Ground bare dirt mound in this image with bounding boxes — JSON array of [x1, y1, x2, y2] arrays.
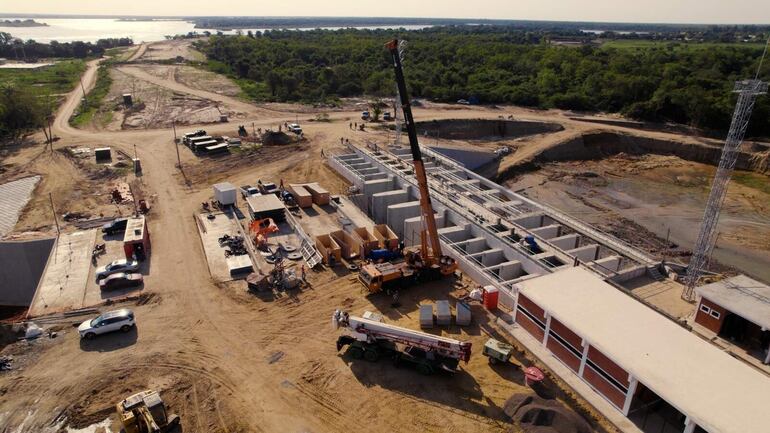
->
[[414, 118, 563, 140], [504, 393, 592, 433]]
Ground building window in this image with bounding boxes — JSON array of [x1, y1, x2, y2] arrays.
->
[[710, 310, 721, 319], [700, 304, 711, 314]]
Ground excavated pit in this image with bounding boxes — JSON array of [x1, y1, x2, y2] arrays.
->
[[413, 118, 563, 140]]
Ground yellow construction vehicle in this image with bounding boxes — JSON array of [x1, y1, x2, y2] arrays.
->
[[358, 39, 458, 293], [116, 390, 180, 433]]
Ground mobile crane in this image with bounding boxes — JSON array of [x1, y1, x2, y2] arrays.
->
[[333, 309, 472, 375], [358, 39, 457, 293]]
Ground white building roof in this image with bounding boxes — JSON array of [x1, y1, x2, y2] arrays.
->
[[515, 266, 770, 433], [695, 274, 770, 330]]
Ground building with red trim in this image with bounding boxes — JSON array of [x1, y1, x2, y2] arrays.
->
[[513, 267, 770, 433], [694, 275, 770, 365]]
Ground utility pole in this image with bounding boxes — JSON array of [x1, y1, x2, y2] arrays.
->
[[252, 122, 256, 137], [79, 77, 88, 107], [133, 143, 137, 159], [49, 193, 60, 236], [172, 119, 177, 142]]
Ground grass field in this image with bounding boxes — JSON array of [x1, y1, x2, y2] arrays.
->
[[601, 39, 768, 50], [69, 64, 113, 128], [0, 60, 86, 95]]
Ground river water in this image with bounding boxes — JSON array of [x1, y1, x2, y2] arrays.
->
[[0, 18, 430, 43]]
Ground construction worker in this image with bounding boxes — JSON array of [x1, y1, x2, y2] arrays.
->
[[349, 122, 352, 129], [301, 265, 306, 281], [354, 122, 357, 129]]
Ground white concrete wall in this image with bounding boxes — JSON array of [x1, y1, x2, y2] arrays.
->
[[404, 214, 445, 247], [530, 224, 561, 239], [550, 233, 580, 250], [372, 190, 409, 224], [567, 244, 600, 262], [386, 201, 421, 238]]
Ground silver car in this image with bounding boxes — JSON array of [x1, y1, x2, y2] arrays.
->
[[78, 309, 135, 339], [95, 259, 140, 280]]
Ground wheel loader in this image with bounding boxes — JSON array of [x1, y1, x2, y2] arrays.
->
[[117, 390, 180, 433]]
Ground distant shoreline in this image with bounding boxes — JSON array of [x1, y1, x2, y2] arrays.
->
[[0, 19, 47, 27]]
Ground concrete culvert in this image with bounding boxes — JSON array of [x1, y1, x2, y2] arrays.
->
[[411, 119, 563, 140]]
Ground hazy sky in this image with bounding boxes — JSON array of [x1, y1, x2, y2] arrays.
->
[[2, 0, 770, 25]]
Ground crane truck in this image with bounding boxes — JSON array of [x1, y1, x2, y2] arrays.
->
[[333, 309, 472, 375], [358, 39, 458, 293]]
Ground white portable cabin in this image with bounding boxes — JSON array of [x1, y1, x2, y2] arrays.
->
[[213, 182, 237, 206]]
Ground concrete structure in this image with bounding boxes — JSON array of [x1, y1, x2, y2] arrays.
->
[[28, 231, 96, 317], [195, 212, 253, 282], [695, 275, 770, 364], [123, 216, 150, 261], [0, 238, 55, 307], [0, 176, 40, 237], [330, 144, 656, 311], [514, 267, 770, 433], [328, 144, 770, 432]]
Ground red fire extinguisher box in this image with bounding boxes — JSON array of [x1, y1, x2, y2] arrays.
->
[[483, 285, 499, 311]]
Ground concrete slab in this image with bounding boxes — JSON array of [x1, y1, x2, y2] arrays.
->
[[296, 204, 342, 238], [28, 230, 96, 317], [0, 176, 40, 237], [196, 212, 252, 282], [83, 232, 148, 307]]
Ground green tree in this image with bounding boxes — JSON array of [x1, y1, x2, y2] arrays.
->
[[0, 85, 48, 143]]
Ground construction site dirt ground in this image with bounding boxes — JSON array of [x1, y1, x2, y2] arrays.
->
[[505, 154, 770, 283], [3, 39, 770, 433]]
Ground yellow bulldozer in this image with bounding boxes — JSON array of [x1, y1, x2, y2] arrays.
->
[[117, 390, 180, 433]]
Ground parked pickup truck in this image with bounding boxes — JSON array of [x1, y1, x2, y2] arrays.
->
[[102, 218, 128, 235], [287, 123, 302, 134]]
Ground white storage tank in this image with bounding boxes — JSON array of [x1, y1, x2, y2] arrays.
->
[[213, 182, 237, 206], [436, 300, 451, 326], [419, 304, 433, 329]]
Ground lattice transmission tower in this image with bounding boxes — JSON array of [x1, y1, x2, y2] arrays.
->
[[682, 78, 767, 301], [393, 40, 407, 148]]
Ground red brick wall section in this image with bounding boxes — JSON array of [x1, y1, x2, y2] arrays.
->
[[549, 318, 582, 350], [547, 337, 581, 372], [587, 346, 629, 388], [583, 364, 627, 409], [516, 310, 545, 341], [695, 298, 727, 334], [517, 294, 545, 320]]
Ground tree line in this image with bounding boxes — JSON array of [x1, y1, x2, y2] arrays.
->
[[0, 33, 133, 60], [199, 27, 770, 136]]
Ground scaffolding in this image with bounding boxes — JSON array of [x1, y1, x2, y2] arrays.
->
[[683, 79, 768, 301]]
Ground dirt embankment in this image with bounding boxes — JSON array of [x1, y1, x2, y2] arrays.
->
[[413, 118, 564, 140], [497, 130, 770, 183]]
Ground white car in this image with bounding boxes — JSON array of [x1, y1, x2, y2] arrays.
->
[[95, 259, 140, 280], [287, 123, 302, 134], [78, 309, 135, 340]]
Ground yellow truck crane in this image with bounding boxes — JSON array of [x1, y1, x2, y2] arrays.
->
[[359, 39, 457, 293]]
